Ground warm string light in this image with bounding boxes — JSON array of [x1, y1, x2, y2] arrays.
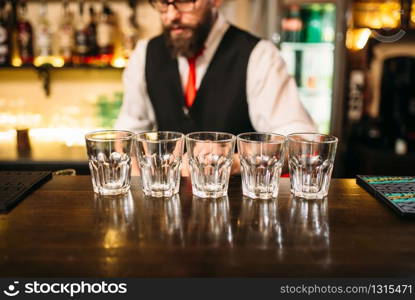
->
[[29, 128, 98, 146], [11, 57, 22, 67], [0, 128, 89, 147], [34, 56, 65, 68], [111, 57, 126, 68], [353, 1, 401, 29], [412, 3, 415, 25], [347, 1, 402, 51], [346, 28, 372, 51]]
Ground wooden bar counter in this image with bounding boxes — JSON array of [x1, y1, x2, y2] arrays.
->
[[1, 176, 415, 277]]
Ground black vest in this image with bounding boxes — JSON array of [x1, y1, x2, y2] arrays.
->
[[145, 25, 260, 135]]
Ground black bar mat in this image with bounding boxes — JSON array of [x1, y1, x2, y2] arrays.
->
[[356, 175, 415, 217], [0, 171, 52, 213]]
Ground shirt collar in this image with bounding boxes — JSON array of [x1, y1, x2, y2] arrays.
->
[[203, 12, 229, 52]]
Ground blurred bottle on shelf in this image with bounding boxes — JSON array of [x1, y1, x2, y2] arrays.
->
[[280, 5, 303, 88], [73, 0, 89, 65], [304, 4, 322, 43], [9, 1, 20, 67], [16, 0, 33, 65], [86, 5, 98, 64], [3, 0, 137, 69], [0, 0, 10, 65], [96, 2, 115, 66], [57, 0, 74, 65], [34, 0, 53, 66], [281, 5, 303, 43], [122, 0, 139, 59], [321, 4, 335, 43]]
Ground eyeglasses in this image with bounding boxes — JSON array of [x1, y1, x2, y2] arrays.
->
[[149, 0, 197, 13]]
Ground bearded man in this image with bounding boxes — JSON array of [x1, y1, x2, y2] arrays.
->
[[115, 0, 316, 136]]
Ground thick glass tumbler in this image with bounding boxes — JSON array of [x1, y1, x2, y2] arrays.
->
[[288, 133, 338, 199], [186, 132, 236, 198], [237, 132, 286, 199], [85, 130, 135, 195], [135, 131, 184, 197]]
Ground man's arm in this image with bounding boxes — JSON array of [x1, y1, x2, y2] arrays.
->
[[114, 40, 156, 133], [246, 40, 317, 135]]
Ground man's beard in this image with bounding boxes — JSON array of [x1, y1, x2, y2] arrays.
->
[[163, 9, 215, 58]]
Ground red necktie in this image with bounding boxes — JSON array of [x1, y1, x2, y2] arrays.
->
[[184, 49, 204, 108]]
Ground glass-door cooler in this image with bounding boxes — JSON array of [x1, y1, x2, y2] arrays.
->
[[274, 0, 345, 135]]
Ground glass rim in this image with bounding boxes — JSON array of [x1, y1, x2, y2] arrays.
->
[[136, 131, 184, 143], [237, 132, 286, 144], [186, 131, 236, 143], [85, 130, 135, 142], [287, 132, 338, 144]]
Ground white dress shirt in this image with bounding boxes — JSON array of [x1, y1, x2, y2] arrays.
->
[[115, 13, 316, 136]]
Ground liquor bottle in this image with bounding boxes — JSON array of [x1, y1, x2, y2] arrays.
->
[[96, 3, 114, 65], [35, 0, 53, 62], [281, 5, 303, 43], [321, 4, 335, 43], [305, 4, 322, 43], [0, 0, 10, 65], [73, 0, 88, 65], [123, 0, 139, 59], [16, 0, 33, 65], [57, 0, 74, 65], [86, 5, 98, 64], [9, 0, 21, 67]]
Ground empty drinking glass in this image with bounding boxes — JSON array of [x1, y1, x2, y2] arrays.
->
[[85, 130, 135, 195], [186, 132, 236, 198], [135, 131, 184, 197], [237, 132, 286, 199], [288, 133, 338, 199]]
